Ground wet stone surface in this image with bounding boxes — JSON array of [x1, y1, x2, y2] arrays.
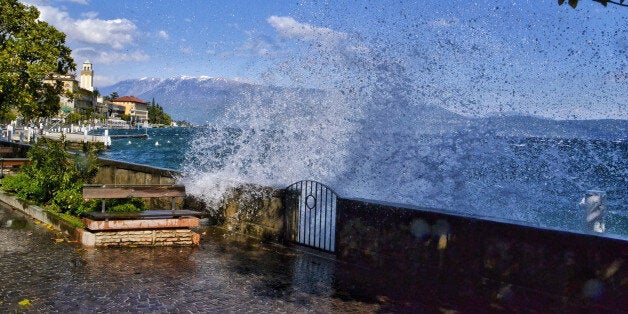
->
[[0, 206, 429, 313]]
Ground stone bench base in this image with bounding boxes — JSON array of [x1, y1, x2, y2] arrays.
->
[[79, 228, 200, 247], [79, 217, 201, 247], [83, 217, 199, 231]]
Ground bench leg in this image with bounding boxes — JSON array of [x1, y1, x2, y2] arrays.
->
[[101, 199, 106, 213]]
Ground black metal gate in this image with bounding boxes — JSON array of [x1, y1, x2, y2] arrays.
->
[[284, 180, 337, 252]]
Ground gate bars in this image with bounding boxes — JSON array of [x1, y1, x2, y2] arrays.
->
[[284, 180, 338, 252]]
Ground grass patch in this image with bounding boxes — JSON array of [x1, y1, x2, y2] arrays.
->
[[45, 209, 85, 229]]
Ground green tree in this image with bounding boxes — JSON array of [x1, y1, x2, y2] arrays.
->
[[65, 112, 82, 124], [103, 91, 119, 101], [559, 0, 627, 8], [0, 0, 75, 120], [1, 139, 99, 215], [147, 98, 173, 125]]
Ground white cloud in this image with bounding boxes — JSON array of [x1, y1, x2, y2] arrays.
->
[[179, 46, 194, 55], [36, 5, 138, 50], [158, 30, 169, 40], [267, 16, 347, 44], [73, 47, 149, 64], [241, 32, 275, 56], [266, 16, 368, 56], [93, 75, 116, 87], [80, 11, 98, 19], [429, 18, 459, 28], [63, 0, 89, 4]]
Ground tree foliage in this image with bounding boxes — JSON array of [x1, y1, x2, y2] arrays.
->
[[0, 0, 75, 120], [0, 139, 99, 215], [103, 91, 119, 102], [148, 98, 173, 125], [559, 0, 627, 8]]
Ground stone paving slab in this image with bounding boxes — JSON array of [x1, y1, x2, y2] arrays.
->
[[0, 205, 436, 313]]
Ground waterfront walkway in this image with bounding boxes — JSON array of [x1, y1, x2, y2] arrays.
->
[[0, 205, 429, 313]]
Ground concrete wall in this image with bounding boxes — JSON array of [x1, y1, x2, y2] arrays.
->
[[0, 191, 81, 240], [334, 198, 627, 312]]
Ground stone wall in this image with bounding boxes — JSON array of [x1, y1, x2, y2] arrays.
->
[[219, 184, 284, 242], [91, 158, 182, 210], [92, 158, 178, 185], [334, 198, 627, 312], [89, 229, 198, 247]]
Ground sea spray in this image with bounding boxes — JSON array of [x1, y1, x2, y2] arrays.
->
[[181, 89, 364, 211], [178, 3, 627, 234]]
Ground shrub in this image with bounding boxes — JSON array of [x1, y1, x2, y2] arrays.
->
[[106, 198, 146, 213], [0, 139, 99, 216], [50, 186, 97, 216], [0, 140, 147, 216], [109, 202, 143, 213]]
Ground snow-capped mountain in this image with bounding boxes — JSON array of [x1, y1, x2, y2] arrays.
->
[[100, 76, 265, 124], [100, 76, 626, 140]]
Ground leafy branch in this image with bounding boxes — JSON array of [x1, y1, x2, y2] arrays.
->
[[559, 0, 628, 8]]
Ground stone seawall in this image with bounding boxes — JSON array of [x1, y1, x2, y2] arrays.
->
[[220, 184, 284, 242], [92, 158, 181, 210], [333, 198, 627, 311], [93, 158, 178, 185]]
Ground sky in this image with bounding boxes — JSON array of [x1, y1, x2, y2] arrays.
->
[[20, 0, 627, 119]]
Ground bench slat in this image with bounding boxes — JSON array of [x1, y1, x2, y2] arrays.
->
[[82, 209, 205, 220], [0, 158, 30, 167], [83, 185, 186, 199], [0, 147, 14, 154]]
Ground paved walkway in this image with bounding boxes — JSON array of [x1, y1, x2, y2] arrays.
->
[[0, 205, 431, 313]]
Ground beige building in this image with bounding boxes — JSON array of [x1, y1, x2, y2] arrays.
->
[[111, 96, 149, 122], [80, 60, 94, 91], [43, 74, 94, 113], [43, 60, 96, 114]]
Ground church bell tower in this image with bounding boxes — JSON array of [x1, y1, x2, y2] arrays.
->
[[80, 60, 94, 91]]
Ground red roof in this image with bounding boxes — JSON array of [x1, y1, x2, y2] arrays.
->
[[112, 96, 148, 104]]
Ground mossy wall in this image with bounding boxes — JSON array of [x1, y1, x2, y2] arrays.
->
[[218, 184, 284, 242]]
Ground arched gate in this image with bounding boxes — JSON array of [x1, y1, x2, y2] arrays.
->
[[284, 180, 338, 253]]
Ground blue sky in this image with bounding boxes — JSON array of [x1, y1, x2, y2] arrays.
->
[[22, 0, 627, 119]]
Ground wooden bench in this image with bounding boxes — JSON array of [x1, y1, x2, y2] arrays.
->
[[0, 147, 14, 155], [0, 158, 30, 178], [81, 184, 204, 220]]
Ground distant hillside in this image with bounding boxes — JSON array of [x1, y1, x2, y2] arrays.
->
[[473, 115, 628, 140], [101, 76, 260, 124], [101, 76, 627, 140], [101, 76, 466, 126]]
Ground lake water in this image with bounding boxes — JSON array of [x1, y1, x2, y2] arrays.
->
[[99, 125, 627, 236]]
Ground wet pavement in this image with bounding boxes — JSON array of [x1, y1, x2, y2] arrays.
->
[[0, 205, 432, 313]]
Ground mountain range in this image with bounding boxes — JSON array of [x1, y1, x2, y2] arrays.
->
[[100, 76, 626, 139], [101, 76, 259, 124]]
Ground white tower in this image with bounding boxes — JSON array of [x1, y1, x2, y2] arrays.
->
[[80, 60, 94, 91]]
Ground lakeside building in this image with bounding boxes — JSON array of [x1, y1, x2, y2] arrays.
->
[[111, 96, 149, 123], [43, 60, 97, 115]]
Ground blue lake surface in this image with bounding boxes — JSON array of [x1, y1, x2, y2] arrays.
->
[[98, 127, 195, 171], [99, 126, 627, 236]]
